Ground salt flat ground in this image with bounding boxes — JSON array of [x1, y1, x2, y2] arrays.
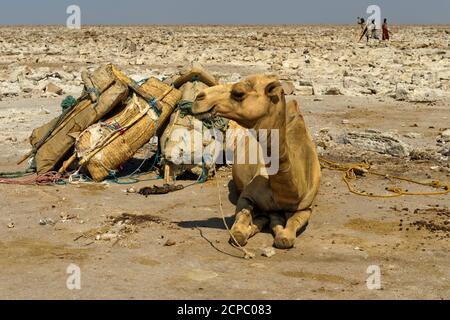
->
[[0, 25, 449, 299], [0, 95, 449, 299]]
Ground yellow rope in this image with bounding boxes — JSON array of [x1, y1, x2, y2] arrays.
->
[[319, 157, 450, 198]]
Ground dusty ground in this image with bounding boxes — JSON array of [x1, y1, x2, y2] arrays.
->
[[0, 25, 449, 300], [1, 95, 449, 300]]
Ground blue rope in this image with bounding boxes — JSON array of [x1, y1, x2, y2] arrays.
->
[[136, 78, 149, 86], [148, 97, 161, 117], [107, 148, 161, 185], [197, 158, 209, 184], [84, 87, 100, 108]]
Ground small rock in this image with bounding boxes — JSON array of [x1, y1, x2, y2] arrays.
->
[[39, 218, 55, 226], [45, 82, 63, 95], [341, 119, 350, 124], [324, 87, 342, 95], [296, 86, 314, 96], [403, 132, 421, 139], [244, 251, 256, 259], [342, 131, 410, 157], [164, 239, 176, 246], [126, 187, 136, 193], [60, 212, 76, 221], [440, 129, 450, 139], [7, 222, 15, 229], [281, 81, 295, 95], [38, 107, 51, 115], [95, 233, 118, 241], [261, 247, 276, 258], [394, 86, 409, 101]]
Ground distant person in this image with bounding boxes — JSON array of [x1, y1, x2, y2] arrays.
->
[[367, 19, 379, 42], [357, 17, 366, 30], [382, 18, 390, 40], [358, 18, 369, 42]]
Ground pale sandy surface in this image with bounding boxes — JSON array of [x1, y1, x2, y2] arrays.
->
[[0, 26, 449, 299]]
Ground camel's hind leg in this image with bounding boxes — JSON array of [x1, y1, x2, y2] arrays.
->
[[273, 209, 311, 249]]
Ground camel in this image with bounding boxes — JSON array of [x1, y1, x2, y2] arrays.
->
[[192, 75, 321, 249]]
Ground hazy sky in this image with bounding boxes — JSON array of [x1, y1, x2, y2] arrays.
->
[[0, 0, 449, 25]]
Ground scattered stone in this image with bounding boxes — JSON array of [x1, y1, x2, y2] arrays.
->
[[409, 149, 438, 161], [281, 81, 295, 95], [324, 87, 342, 95], [95, 233, 119, 241], [38, 107, 51, 115], [7, 222, 15, 229], [440, 129, 450, 140], [45, 82, 63, 95], [437, 129, 450, 156], [164, 239, 176, 246], [39, 218, 55, 226], [261, 247, 276, 258], [126, 187, 136, 193], [403, 132, 421, 139], [60, 212, 76, 221], [394, 86, 410, 101], [296, 86, 314, 96], [409, 89, 440, 103], [342, 130, 410, 157]]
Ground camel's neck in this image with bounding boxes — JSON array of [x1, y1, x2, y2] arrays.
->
[[254, 101, 298, 205], [254, 101, 289, 169]]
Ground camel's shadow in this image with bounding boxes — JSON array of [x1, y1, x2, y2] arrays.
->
[[177, 180, 238, 231], [177, 180, 308, 237], [177, 216, 235, 230]]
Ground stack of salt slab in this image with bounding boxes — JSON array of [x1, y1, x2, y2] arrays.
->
[[75, 73, 182, 182], [26, 64, 129, 174]]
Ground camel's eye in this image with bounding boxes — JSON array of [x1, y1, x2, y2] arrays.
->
[[231, 89, 246, 101]]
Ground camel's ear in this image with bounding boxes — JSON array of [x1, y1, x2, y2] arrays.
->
[[285, 100, 301, 122], [265, 81, 283, 104], [287, 100, 300, 114]]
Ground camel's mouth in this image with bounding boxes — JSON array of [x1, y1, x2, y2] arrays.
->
[[192, 104, 217, 121]]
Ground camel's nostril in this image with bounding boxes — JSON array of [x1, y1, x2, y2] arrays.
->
[[196, 92, 206, 101]]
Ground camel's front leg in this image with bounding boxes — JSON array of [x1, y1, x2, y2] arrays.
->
[[274, 209, 311, 249], [230, 198, 268, 246]]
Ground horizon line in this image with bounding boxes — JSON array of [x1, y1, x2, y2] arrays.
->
[[1, 23, 449, 27]]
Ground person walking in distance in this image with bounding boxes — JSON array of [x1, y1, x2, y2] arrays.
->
[[382, 18, 390, 41]]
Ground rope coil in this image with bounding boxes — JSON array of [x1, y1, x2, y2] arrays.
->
[[319, 157, 450, 198]]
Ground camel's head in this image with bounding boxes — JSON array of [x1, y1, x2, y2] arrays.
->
[[192, 75, 285, 129]]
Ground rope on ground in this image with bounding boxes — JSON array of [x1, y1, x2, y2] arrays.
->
[[0, 169, 35, 178], [0, 171, 64, 186], [319, 157, 450, 198], [212, 165, 255, 260]]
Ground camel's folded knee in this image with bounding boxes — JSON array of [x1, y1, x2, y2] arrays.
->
[[230, 224, 251, 246], [274, 229, 296, 249]]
